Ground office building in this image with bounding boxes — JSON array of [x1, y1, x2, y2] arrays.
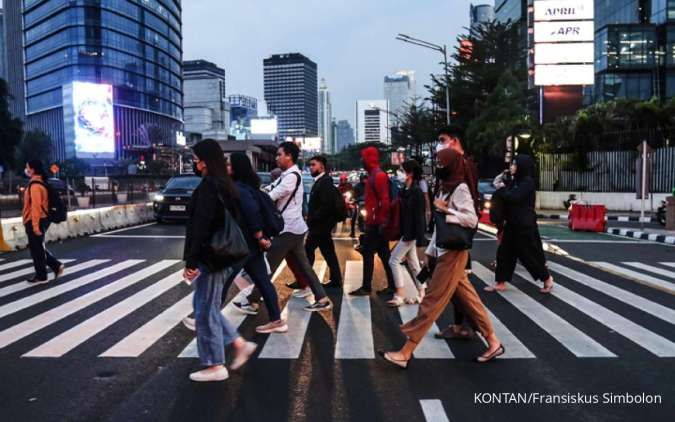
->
[[263, 53, 318, 140], [335, 119, 355, 151], [470, 3, 495, 34], [494, 0, 527, 24], [228, 94, 259, 140], [384, 70, 416, 123], [0, 9, 6, 80], [356, 100, 390, 144], [318, 78, 333, 153], [4, 0, 183, 163], [183, 60, 229, 144]]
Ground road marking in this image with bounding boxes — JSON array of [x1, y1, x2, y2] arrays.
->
[[483, 308, 536, 359], [473, 263, 615, 357], [0, 259, 76, 284], [662, 262, 675, 269], [0, 261, 177, 350], [591, 262, 675, 294], [419, 399, 449, 422], [623, 262, 675, 281], [515, 269, 675, 357], [0, 259, 33, 273], [398, 304, 454, 359], [92, 222, 157, 236], [0, 260, 104, 299], [548, 262, 675, 325], [335, 261, 374, 359], [0, 260, 142, 319], [259, 261, 327, 359], [24, 269, 183, 357], [92, 235, 185, 239]]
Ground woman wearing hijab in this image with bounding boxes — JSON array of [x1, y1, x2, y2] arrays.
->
[[485, 154, 554, 293], [183, 139, 257, 382], [378, 149, 504, 368]]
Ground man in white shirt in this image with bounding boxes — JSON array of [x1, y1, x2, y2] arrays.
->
[[240, 142, 332, 313]]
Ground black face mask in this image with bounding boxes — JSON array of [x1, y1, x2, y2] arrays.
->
[[435, 166, 450, 180], [192, 162, 202, 177]]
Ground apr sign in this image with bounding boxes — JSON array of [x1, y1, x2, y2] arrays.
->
[[534, 21, 594, 43], [534, 0, 594, 21]]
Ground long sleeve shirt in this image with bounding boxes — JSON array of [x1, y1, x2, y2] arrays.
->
[[23, 176, 49, 233], [426, 183, 478, 258], [269, 165, 307, 235], [364, 169, 390, 226]]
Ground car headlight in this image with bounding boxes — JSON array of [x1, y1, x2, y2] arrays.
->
[[484, 201, 491, 209], [154, 193, 165, 202]]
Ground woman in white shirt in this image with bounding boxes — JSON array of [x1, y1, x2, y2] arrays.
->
[[378, 149, 504, 368]]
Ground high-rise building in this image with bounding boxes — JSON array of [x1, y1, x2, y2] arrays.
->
[[183, 60, 229, 144], [228, 95, 259, 140], [4, 0, 183, 163], [263, 53, 318, 140], [335, 119, 355, 151], [470, 3, 495, 34], [384, 70, 416, 123], [0, 8, 6, 80], [494, 0, 527, 24], [356, 100, 390, 144], [318, 78, 333, 153]]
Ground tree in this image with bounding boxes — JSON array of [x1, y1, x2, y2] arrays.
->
[[0, 79, 24, 170], [391, 98, 439, 158], [14, 130, 53, 170]]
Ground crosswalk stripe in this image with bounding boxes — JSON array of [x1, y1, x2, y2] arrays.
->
[[662, 262, 675, 269], [0, 259, 33, 273], [515, 269, 675, 357], [0, 260, 106, 299], [23, 268, 182, 358], [623, 262, 675, 281], [0, 259, 76, 283], [591, 262, 675, 294], [0, 261, 177, 350], [548, 262, 675, 325], [473, 263, 616, 357], [398, 304, 454, 359], [483, 308, 536, 359], [419, 399, 449, 422], [335, 261, 374, 359], [0, 260, 142, 320], [259, 261, 327, 359]]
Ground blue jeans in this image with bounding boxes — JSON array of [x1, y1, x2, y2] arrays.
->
[[193, 265, 239, 366]]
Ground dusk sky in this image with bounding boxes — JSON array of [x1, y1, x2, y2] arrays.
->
[[183, 0, 475, 128]]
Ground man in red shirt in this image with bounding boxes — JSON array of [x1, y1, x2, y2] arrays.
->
[[350, 146, 395, 296]]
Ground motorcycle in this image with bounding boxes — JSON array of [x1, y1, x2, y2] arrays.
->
[[657, 200, 666, 226]]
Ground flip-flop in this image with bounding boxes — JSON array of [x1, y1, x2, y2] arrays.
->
[[484, 284, 507, 292], [540, 281, 554, 294], [475, 344, 505, 363], [377, 350, 410, 369]]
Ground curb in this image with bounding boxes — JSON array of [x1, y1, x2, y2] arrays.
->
[[537, 213, 655, 223], [606, 228, 675, 245]]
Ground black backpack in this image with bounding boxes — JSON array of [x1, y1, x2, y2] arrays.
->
[[255, 189, 284, 238], [29, 180, 68, 224], [329, 184, 348, 223]]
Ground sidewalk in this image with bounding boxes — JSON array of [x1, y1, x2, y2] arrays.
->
[[606, 227, 675, 245]]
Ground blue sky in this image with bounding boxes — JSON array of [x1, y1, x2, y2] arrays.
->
[[183, 0, 475, 128]]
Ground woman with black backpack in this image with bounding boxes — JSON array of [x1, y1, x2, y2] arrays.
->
[[183, 140, 257, 382]]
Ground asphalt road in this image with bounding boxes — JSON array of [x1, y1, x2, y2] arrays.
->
[[0, 220, 674, 421]]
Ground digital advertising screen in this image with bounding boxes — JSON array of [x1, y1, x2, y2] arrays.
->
[[72, 82, 115, 159]]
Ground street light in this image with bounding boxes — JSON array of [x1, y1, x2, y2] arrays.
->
[[396, 33, 451, 125]]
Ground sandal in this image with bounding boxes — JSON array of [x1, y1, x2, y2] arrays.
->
[[484, 283, 507, 292], [387, 295, 405, 307], [540, 278, 554, 294], [377, 350, 410, 369], [475, 344, 505, 363]]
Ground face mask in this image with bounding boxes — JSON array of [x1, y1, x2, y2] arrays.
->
[[436, 143, 448, 153], [192, 162, 202, 177], [435, 166, 450, 180], [24, 169, 32, 178], [396, 170, 407, 184]]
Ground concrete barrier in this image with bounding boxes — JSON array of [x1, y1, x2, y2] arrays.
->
[[536, 191, 670, 211], [0, 203, 154, 252]]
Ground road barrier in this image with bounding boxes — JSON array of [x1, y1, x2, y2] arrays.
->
[[568, 204, 607, 232], [0, 203, 154, 252]]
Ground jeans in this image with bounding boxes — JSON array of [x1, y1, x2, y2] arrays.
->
[[225, 251, 281, 321], [305, 230, 342, 284], [194, 264, 239, 366], [361, 225, 395, 291], [388, 239, 422, 290], [25, 219, 61, 281]]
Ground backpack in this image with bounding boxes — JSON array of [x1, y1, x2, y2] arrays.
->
[[329, 183, 348, 223], [255, 189, 284, 238], [29, 180, 67, 224], [369, 171, 401, 241]]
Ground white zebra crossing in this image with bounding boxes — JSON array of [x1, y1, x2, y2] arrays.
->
[[661, 262, 675, 269], [472, 263, 616, 357], [591, 262, 675, 294], [335, 261, 374, 359], [623, 262, 675, 281], [0, 259, 76, 283], [398, 304, 454, 359], [482, 308, 536, 359], [0, 260, 105, 299], [419, 400, 450, 422], [0, 259, 33, 273]]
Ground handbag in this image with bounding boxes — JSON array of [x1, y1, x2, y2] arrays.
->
[[206, 195, 250, 270], [433, 210, 476, 250]]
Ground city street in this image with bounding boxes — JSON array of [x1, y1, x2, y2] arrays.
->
[[0, 221, 673, 421]]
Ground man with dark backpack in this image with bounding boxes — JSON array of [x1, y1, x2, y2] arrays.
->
[[303, 156, 344, 289], [22, 160, 65, 285]]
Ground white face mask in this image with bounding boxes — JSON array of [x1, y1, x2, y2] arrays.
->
[[396, 170, 407, 184], [24, 169, 32, 178], [436, 143, 448, 153]]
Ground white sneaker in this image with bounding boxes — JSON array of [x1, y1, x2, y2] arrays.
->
[[182, 317, 196, 331], [189, 366, 229, 382], [233, 301, 259, 315], [230, 341, 258, 371], [292, 287, 312, 298]]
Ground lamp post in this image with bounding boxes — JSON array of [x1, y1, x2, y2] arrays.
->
[[396, 33, 451, 125]]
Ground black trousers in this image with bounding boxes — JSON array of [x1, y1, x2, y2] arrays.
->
[[305, 230, 342, 284], [361, 225, 395, 291], [349, 208, 357, 236], [495, 225, 550, 283], [25, 219, 61, 281]]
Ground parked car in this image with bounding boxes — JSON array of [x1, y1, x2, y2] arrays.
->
[[152, 174, 201, 223], [478, 179, 497, 211]]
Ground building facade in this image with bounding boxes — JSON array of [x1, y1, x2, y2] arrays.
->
[[228, 94, 258, 140], [318, 78, 333, 153], [263, 53, 318, 140], [335, 119, 355, 151], [494, 0, 526, 24], [356, 100, 390, 144], [0, 9, 6, 80], [5, 0, 183, 163], [384, 70, 416, 123], [183, 59, 228, 144], [470, 3, 495, 34]]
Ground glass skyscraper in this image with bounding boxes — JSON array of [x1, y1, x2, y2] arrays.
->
[[5, 0, 183, 163]]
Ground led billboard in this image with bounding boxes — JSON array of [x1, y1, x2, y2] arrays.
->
[[71, 82, 115, 159], [250, 118, 278, 135], [534, 0, 594, 21]]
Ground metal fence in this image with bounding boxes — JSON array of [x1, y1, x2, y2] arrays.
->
[[538, 147, 675, 192]]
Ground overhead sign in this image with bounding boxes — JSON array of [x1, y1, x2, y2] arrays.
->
[[534, 42, 594, 64], [534, 64, 594, 86], [534, 0, 594, 21], [534, 21, 594, 43]]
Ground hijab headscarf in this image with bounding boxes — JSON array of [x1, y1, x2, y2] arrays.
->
[[437, 149, 466, 194], [513, 154, 535, 183]]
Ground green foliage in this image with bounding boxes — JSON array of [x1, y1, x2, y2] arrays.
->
[[14, 130, 52, 170], [391, 98, 439, 157], [0, 79, 24, 170]]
